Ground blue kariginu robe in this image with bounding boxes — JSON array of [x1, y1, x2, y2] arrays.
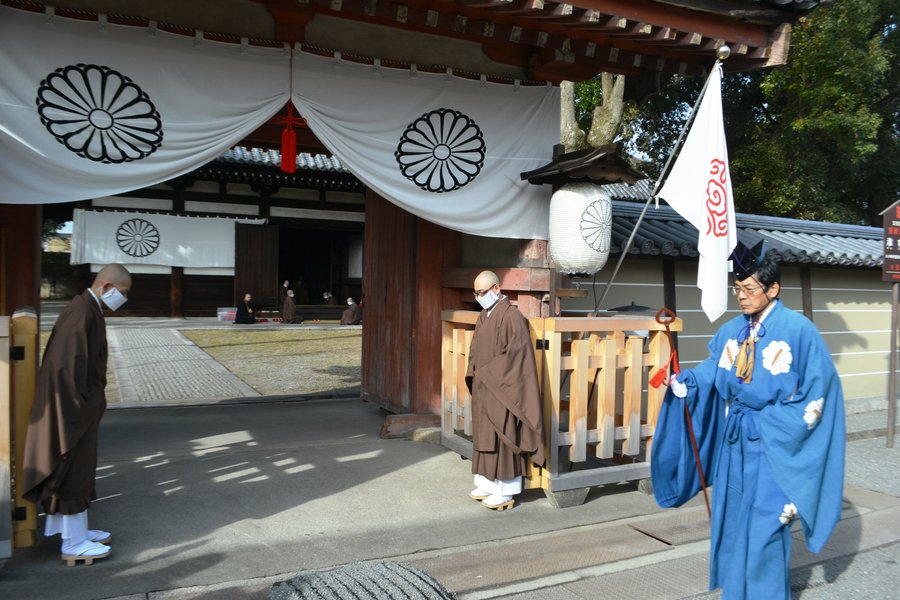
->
[[651, 300, 845, 599]]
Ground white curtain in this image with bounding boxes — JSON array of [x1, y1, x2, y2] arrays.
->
[[0, 6, 560, 240], [291, 50, 558, 239], [0, 6, 289, 204], [71, 209, 264, 268]]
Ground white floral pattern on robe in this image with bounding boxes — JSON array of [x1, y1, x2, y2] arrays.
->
[[762, 340, 792, 376], [804, 398, 825, 430], [719, 339, 740, 370]]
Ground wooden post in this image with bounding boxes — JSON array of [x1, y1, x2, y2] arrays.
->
[[888, 283, 898, 448], [0, 317, 11, 559], [0, 205, 42, 319], [569, 339, 589, 462], [597, 337, 617, 459], [171, 266, 184, 318], [517, 239, 548, 318], [11, 309, 37, 548], [800, 267, 813, 321], [622, 336, 642, 456]]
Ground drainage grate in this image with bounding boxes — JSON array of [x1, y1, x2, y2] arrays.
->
[[270, 561, 455, 600]]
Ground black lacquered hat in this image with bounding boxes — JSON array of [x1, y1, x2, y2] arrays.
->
[[731, 240, 767, 280]]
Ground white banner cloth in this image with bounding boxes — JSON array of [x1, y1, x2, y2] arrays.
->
[[657, 63, 736, 322], [71, 209, 264, 268], [291, 51, 559, 239], [0, 6, 288, 204]]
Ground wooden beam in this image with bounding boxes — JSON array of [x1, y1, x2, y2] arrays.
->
[[570, 0, 772, 48], [267, 0, 316, 42], [442, 267, 552, 292]]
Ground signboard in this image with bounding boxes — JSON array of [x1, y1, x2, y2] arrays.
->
[[883, 199, 900, 282]]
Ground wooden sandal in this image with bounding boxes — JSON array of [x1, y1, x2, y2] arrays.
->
[[61, 549, 110, 567], [482, 498, 515, 511], [61, 540, 111, 567]]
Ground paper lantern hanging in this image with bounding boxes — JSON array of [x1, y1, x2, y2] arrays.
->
[[548, 183, 612, 275]]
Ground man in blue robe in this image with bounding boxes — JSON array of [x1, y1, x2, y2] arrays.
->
[[651, 242, 845, 599]]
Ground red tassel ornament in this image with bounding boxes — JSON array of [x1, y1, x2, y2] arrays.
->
[[279, 103, 298, 174]]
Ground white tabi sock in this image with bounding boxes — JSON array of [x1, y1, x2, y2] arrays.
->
[[45, 510, 89, 546], [473, 474, 523, 497]]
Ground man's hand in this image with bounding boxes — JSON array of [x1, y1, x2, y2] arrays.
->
[[669, 374, 687, 398]]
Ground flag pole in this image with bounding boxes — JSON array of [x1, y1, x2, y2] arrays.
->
[[592, 46, 731, 314]]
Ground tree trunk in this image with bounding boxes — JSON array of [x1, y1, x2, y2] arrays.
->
[[560, 80, 586, 151], [587, 73, 625, 147]]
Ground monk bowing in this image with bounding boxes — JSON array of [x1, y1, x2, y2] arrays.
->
[[22, 263, 132, 566], [466, 270, 545, 510]]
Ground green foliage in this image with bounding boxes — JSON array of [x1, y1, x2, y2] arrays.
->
[[573, 78, 603, 133], [42, 217, 66, 240], [41, 251, 79, 299], [620, 0, 897, 224]]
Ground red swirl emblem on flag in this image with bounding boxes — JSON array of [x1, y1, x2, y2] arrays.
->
[[706, 158, 729, 237]]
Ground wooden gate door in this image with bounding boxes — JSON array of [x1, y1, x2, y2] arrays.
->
[[235, 223, 279, 308]]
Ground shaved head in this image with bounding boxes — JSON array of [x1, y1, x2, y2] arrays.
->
[[474, 270, 500, 291], [95, 263, 131, 286]]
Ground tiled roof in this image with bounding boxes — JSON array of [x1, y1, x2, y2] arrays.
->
[[219, 146, 349, 173], [209, 152, 880, 268], [604, 181, 883, 268]]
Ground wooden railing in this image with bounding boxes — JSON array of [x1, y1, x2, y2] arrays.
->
[[441, 310, 681, 504]]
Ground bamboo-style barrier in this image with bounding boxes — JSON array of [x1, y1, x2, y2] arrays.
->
[[441, 309, 681, 505]]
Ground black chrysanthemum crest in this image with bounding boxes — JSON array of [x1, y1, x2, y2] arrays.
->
[[395, 108, 485, 192], [36, 64, 163, 163], [116, 218, 160, 257], [580, 197, 612, 252]]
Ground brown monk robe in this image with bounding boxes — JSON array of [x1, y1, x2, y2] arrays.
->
[[466, 271, 545, 511], [282, 290, 297, 323], [340, 297, 362, 325], [22, 263, 131, 565]]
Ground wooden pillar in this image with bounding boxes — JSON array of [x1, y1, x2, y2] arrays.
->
[[800, 266, 813, 321], [170, 267, 184, 318], [662, 259, 678, 351], [517, 239, 548, 318], [0, 205, 42, 318], [361, 191, 416, 413], [171, 185, 185, 318], [411, 219, 462, 415]]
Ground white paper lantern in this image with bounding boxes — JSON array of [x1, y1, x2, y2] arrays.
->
[[548, 183, 612, 275]]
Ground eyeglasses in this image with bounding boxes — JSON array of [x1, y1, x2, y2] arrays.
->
[[473, 287, 494, 299], [732, 284, 765, 296]]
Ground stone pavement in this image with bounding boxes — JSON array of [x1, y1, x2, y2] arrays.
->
[[4, 310, 897, 600], [108, 327, 260, 405]]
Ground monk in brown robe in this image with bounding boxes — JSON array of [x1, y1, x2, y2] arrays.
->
[[340, 297, 362, 325], [22, 263, 131, 565], [282, 289, 297, 324], [466, 270, 545, 510]]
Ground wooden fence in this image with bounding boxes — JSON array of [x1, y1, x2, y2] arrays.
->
[[441, 309, 681, 506]]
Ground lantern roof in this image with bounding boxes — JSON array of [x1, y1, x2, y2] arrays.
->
[[520, 143, 647, 186]]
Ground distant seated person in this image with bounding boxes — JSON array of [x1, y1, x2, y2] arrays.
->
[[234, 292, 256, 324], [341, 297, 362, 325], [322, 291, 337, 305], [282, 289, 298, 324]]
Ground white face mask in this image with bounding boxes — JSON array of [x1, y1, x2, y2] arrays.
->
[[476, 289, 500, 310], [347, 299, 354, 305], [101, 286, 127, 311]]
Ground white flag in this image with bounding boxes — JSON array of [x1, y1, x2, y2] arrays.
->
[[657, 63, 736, 322]]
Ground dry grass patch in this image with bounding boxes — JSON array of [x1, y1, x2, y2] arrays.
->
[[180, 328, 362, 396]]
